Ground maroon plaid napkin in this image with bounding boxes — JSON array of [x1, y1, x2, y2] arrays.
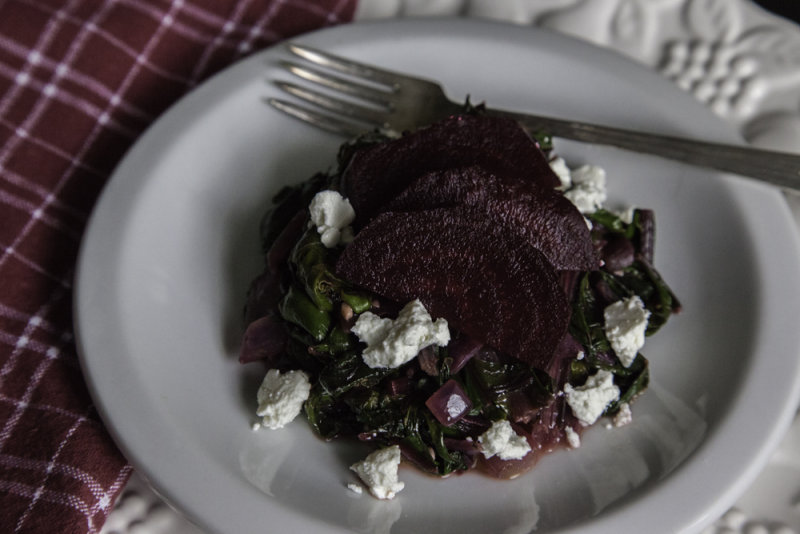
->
[[0, 1, 356, 532]]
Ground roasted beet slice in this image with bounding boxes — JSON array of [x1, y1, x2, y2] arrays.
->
[[335, 210, 570, 369], [387, 166, 599, 271], [342, 114, 560, 223]]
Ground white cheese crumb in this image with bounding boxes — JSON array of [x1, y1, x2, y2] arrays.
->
[[613, 402, 633, 427], [564, 165, 607, 214], [308, 190, 355, 248], [350, 445, 405, 500], [564, 426, 581, 449], [478, 419, 531, 460], [576, 350, 585, 361], [446, 393, 469, 421], [604, 295, 650, 368], [251, 421, 262, 431], [351, 299, 450, 369], [347, 482, 363, 495], [564, 369, 620, 426], [617, 206, 637, 224], [549, 156, 572, 189], [256, 369, 311, 429]]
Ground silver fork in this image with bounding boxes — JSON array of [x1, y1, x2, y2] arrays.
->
[[269, 42, 800, 190]]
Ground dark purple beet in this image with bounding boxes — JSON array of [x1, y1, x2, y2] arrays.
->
[[443, 436, 479, 454], [602, 235, 635, 272], [417, 346, 439, 376], [524, 400, 570, 454], [238, 314, 287, 364], [558, 270, 581, 301], [386, 376, 411, 396], [342, 114, 561, 224], [266, 209, 307, 274], [508, 390, 541, 424], [335, 210, 570, 369], [592, 274, 619, 306], [399, 442, 438, 475], [548, 333, 584, 383], [448, 334, 483, 374], [386, 166, 599, 271], [636, 209, 655, 263], [456, 415, 492, 435], [243, 270, 283, 325], [425, 379, 472, 426]]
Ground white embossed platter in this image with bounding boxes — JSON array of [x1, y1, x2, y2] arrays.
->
[[76, 19, 800, 534]]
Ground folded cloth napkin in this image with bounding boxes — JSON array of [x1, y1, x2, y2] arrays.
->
[[0, 1, 356, 532]]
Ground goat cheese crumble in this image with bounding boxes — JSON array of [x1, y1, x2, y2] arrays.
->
[[256, 369, 311, 429], [563, 164, 607, 214], [478, 419, 532, 460], [350, 445, 405, 500], [308, 190, 355, 248], [549, 156, 572, 189], [564, 369, 620, 426], [604, 295, 650, 368], [351, 299, 450, 369], [612, 402, 633, 427], [564, 426, 581, 449]]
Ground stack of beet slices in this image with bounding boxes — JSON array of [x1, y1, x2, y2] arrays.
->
[[335, 114, 599, 372]]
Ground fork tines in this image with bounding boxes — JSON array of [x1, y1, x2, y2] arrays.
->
[[268, 43, 399, 136]]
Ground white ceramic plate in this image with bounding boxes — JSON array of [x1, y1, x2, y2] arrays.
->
[[75, 19, 800, 534]]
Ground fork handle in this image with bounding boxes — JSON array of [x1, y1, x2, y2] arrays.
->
[[491, 109, 800, 190]]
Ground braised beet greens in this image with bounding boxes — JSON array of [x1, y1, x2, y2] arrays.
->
[[241, 116, 680, 479]]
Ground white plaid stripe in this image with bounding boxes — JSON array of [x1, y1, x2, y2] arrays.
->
[[189, 0, 255, 84], [0, 286, 70, 451], [1, 478, 101, 533], [88, 0, 189, 182], [0, 0, 80, 119], [299, 0, 352, 23], [0, 394, 98, 425], [232, 0, 287, 55], [14, 410, 89, 532], [0, 0, 120, 274], [0, 304, 64, 338], [0, 247, 74, 290], [0, 463, 131, 533], [0, 333, 70, 366], [0, 190, 83, 242], [0, 35, 155, 125], [0, 58, 142, 140], [0, 348, 61, 452], [0, 168, 95, 227], [0, 116, 106, 179], [18, 0, 194, 85], [120, 0, 281, 50], [0, 453, 114, 506]]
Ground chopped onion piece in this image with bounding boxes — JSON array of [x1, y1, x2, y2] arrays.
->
[[425, 379, 472, 426]]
